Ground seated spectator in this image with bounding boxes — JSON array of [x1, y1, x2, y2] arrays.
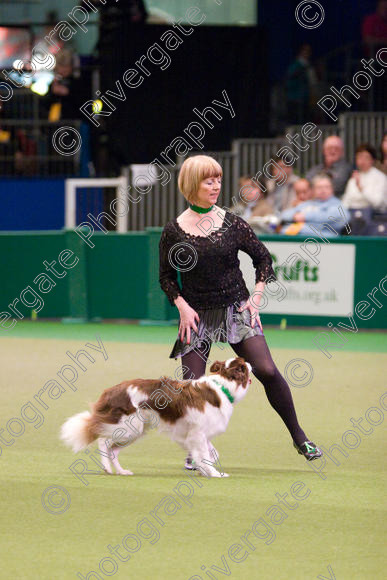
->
[[306, 135, 352, 197], [291, 178, 313, 206], [232, 176, 274, 220], [375, 131, 387, 175], [266, 157, 298, 211], [42, 49, 83, 120], [342, 144, 387, 211], [279, 173, 350, 236]]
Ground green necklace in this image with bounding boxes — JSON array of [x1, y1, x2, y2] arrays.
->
[[211, 378, 235, 404], [189, 203, 214, 214]]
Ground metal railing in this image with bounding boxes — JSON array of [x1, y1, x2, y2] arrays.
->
[[231, 138, 285, 193], [120, 111, 386, 231], [124, 164, 184, 231], [339, 112, 387, 163], [0, 120, 81, 176], [1, 88, 40, 121], [4, 110, 385, 229]]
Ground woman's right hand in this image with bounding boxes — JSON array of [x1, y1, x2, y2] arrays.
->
[[177, 302, 200, 345]]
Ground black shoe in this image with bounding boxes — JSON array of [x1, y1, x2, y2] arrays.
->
[[184, 454, 197, 470], [294, 440, 323, 461]]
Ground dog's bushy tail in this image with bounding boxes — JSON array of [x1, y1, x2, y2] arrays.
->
[[60, 411, 95, 452]]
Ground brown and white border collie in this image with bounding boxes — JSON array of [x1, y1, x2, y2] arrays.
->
[[60, 357, 252, 478]]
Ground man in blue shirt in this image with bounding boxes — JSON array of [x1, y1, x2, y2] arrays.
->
[[280, 173, 350, 237]]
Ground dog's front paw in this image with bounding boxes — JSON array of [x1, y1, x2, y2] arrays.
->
[[103, 466, 113, 475], [116, 469, 134, 476], [220, 472, 229, 478]]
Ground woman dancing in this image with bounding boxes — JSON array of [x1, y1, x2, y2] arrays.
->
[[159, 155, 322, 469]]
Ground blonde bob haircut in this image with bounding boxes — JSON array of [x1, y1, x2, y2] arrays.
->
[[178, 155, 222, 203]]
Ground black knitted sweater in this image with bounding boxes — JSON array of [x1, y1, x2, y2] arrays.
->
[[159, 211, 276, 311]]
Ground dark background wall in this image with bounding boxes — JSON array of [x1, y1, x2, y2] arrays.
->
[[94, 0, 378, 164], [259, 0, 377, 82], [98, 25, 268, 164]]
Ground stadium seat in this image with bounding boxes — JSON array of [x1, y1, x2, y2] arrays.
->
[[348, 207, 373, 236]]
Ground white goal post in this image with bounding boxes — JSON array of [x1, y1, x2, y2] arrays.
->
[[65, 176, 129, 232]]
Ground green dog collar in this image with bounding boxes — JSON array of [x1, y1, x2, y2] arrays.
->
[[211, 378, 234, 404]]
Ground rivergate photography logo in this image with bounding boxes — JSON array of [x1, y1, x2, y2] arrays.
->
[[0, 336, 108, 457], [168, 242, 198, 272], [318, 47, 387, 121], [295, 1, 325, 29], [52, 126, 82, 156], [1, 0, 109, 101], [0, 248, 80, 331], [79, 5, 207, 127], [41, 485, 71, 515]]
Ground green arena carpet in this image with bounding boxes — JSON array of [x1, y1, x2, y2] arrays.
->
[[0, 323, 386, 579]]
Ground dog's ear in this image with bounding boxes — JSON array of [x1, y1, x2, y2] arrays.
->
[[210, 361, 224, 373], [228, 359, 249, 386]]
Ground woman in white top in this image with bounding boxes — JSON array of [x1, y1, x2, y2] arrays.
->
[[342, 143, 387, 211], [376, 132, 387, 175]]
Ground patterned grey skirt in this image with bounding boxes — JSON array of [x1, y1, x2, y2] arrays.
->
[[169, 299, 264, 359]]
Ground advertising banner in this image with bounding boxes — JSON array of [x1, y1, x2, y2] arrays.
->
[[239, 242, 356, 316]]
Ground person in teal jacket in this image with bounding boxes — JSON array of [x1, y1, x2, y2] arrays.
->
[[280, 173, 350, 236]]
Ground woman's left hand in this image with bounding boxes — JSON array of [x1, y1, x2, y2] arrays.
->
[[238, 299, 263, 331]]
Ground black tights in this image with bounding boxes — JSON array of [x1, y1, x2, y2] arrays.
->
[[181, 335, 307, 446]]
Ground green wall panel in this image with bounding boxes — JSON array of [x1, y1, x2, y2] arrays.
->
[[85, 232, 149, 320], [0, 230, 386, 329], [0, 231, 70, 321]]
